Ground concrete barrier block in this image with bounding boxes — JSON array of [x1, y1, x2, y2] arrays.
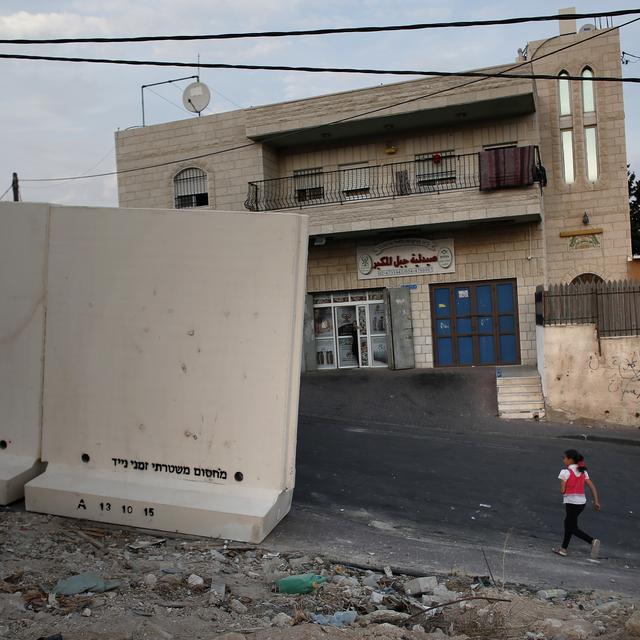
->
[[26, 205, 308, 541], [0, 203, 49, 504]]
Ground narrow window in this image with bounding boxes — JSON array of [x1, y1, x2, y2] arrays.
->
[[339, 161, 370, 200], [294, 167, 324, 203], [582, 67, 595, 112], [561, 130, 575, 184], [558, 71, 571, 116], [584, 126, 598, 181], [174, 167, 208, 208], [415, 151, 456, 192]]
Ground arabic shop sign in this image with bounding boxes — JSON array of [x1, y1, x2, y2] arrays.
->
[[357, 238, 455, 280]]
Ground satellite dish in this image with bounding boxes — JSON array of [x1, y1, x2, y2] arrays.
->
[[182, 81, 211, 114], [579, 23, 596, 33]]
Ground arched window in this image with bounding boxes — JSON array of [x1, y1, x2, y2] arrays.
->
[[558, 70, 571, 116], [174, 167, 209, 209], [581, 67, 595, 112], [571, 273, 604, 285]]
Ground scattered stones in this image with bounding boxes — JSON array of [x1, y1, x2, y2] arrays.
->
[[0, 509, 636, 640], [626, 611, 640, 637], [271, 612, 293, 627], [593, 600, 620, 615], [405, 576, 438, 596], [143, 573, 158, 587], [361, 609, 411, 625], [187, 573, 204, 588], [424, 584, 460, 604], [537, 588, 569, 601], [333, 575, 359, 588], [0, 594, 30, 621], [209, 578, 226, 604], [362, 571, 382, 588], [288, 555, 312, 570], [229, 599, 248, 614]]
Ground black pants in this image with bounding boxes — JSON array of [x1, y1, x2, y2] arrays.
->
[[562, 503, 593, 548]]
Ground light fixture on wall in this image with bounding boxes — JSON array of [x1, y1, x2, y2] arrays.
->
[[384, 142, 398, 155], [582, 211, 590, 225]]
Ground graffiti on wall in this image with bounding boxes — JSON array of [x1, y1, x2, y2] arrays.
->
[[588, 351, 640, 401]]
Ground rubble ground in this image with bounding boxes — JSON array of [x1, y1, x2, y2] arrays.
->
[[1, 510, 638, 640]]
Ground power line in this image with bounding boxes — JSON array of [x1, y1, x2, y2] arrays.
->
[[0, 184, 12, 200], [1, 52, 638, 83], [0, 9, 637, 44], [21, 16, 640, 184], [147, 86, 191, 114]]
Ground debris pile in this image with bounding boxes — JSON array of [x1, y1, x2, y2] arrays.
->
[[0, 510, 637, 639]]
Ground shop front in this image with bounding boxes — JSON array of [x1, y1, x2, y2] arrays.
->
[[312, 290, 389, 369]]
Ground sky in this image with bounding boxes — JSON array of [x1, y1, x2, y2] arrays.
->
[[0, 1, 638, 207]]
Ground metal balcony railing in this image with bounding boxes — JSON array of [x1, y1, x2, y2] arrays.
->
[[244, 146, 543, 212]]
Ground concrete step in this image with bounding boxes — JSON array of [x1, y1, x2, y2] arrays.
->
[[500, 409, 546, 420], [498, 390, 542, 405], [497, 376, 541, 387], [498, 402, 544, 413], [498, 382, 542, 393], [497, 370, 546, 421]]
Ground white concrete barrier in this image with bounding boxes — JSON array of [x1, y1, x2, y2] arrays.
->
[[0, 203, 49, 504], [26, 205, 308, 542]]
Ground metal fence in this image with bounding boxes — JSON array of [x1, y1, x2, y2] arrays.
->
[[537, 280, 640, 338], [245, 146, 542, 212]]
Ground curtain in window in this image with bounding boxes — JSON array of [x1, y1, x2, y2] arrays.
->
[[479, 146, 535, 191]]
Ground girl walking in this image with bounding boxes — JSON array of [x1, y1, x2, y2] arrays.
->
[[554, 449, 601, 558]]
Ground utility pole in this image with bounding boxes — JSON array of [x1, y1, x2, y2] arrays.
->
[[11, 172, 19, 202]]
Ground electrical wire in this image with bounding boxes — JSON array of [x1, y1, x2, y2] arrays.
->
[[20, 16, 640, 184], [0, 185, 12, 200], [1, 52, 638, 82], [0, 9, 637, 44], [622, 50, 640, 63], [147, 86, 191, 114]]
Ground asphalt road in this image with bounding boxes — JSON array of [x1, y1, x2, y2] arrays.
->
[[268, 369, 640, 594]]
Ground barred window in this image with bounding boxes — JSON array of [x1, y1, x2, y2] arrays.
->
[[415, 151, 456, 191], [174, 167, 209, 209], [294, 167, 324, 203], [339, 161, 370, 200]]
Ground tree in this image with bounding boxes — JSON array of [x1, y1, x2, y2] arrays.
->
[[630, 165, 640, 255]]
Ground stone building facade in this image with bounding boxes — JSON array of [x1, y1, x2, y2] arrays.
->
[[116, 16, 631, 371]]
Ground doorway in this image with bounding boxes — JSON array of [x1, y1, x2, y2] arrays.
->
[[431, 279, 520, 367], [313, 290, 389, 369]]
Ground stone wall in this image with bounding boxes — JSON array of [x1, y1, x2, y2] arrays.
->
[[541, 325, 640, 426]]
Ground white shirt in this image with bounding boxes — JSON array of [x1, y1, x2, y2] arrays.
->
[[558, 464, 590, 505]]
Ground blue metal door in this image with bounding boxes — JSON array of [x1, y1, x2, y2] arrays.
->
[[431, 280, 519, 366]]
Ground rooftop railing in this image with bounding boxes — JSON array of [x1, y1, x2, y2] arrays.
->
[[245, 146, 543, 212]]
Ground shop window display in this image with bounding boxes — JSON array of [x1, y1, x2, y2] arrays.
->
[[312, 290, 387, 370]]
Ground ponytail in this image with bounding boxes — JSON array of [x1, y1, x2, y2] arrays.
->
[[565, 449, 588, 473]]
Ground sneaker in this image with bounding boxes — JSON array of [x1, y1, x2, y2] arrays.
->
[[591, 539, 601, 559], [553, 548, 568, 557]]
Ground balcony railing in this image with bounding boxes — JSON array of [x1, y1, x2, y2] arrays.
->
[[245, 146, 543, 212]]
